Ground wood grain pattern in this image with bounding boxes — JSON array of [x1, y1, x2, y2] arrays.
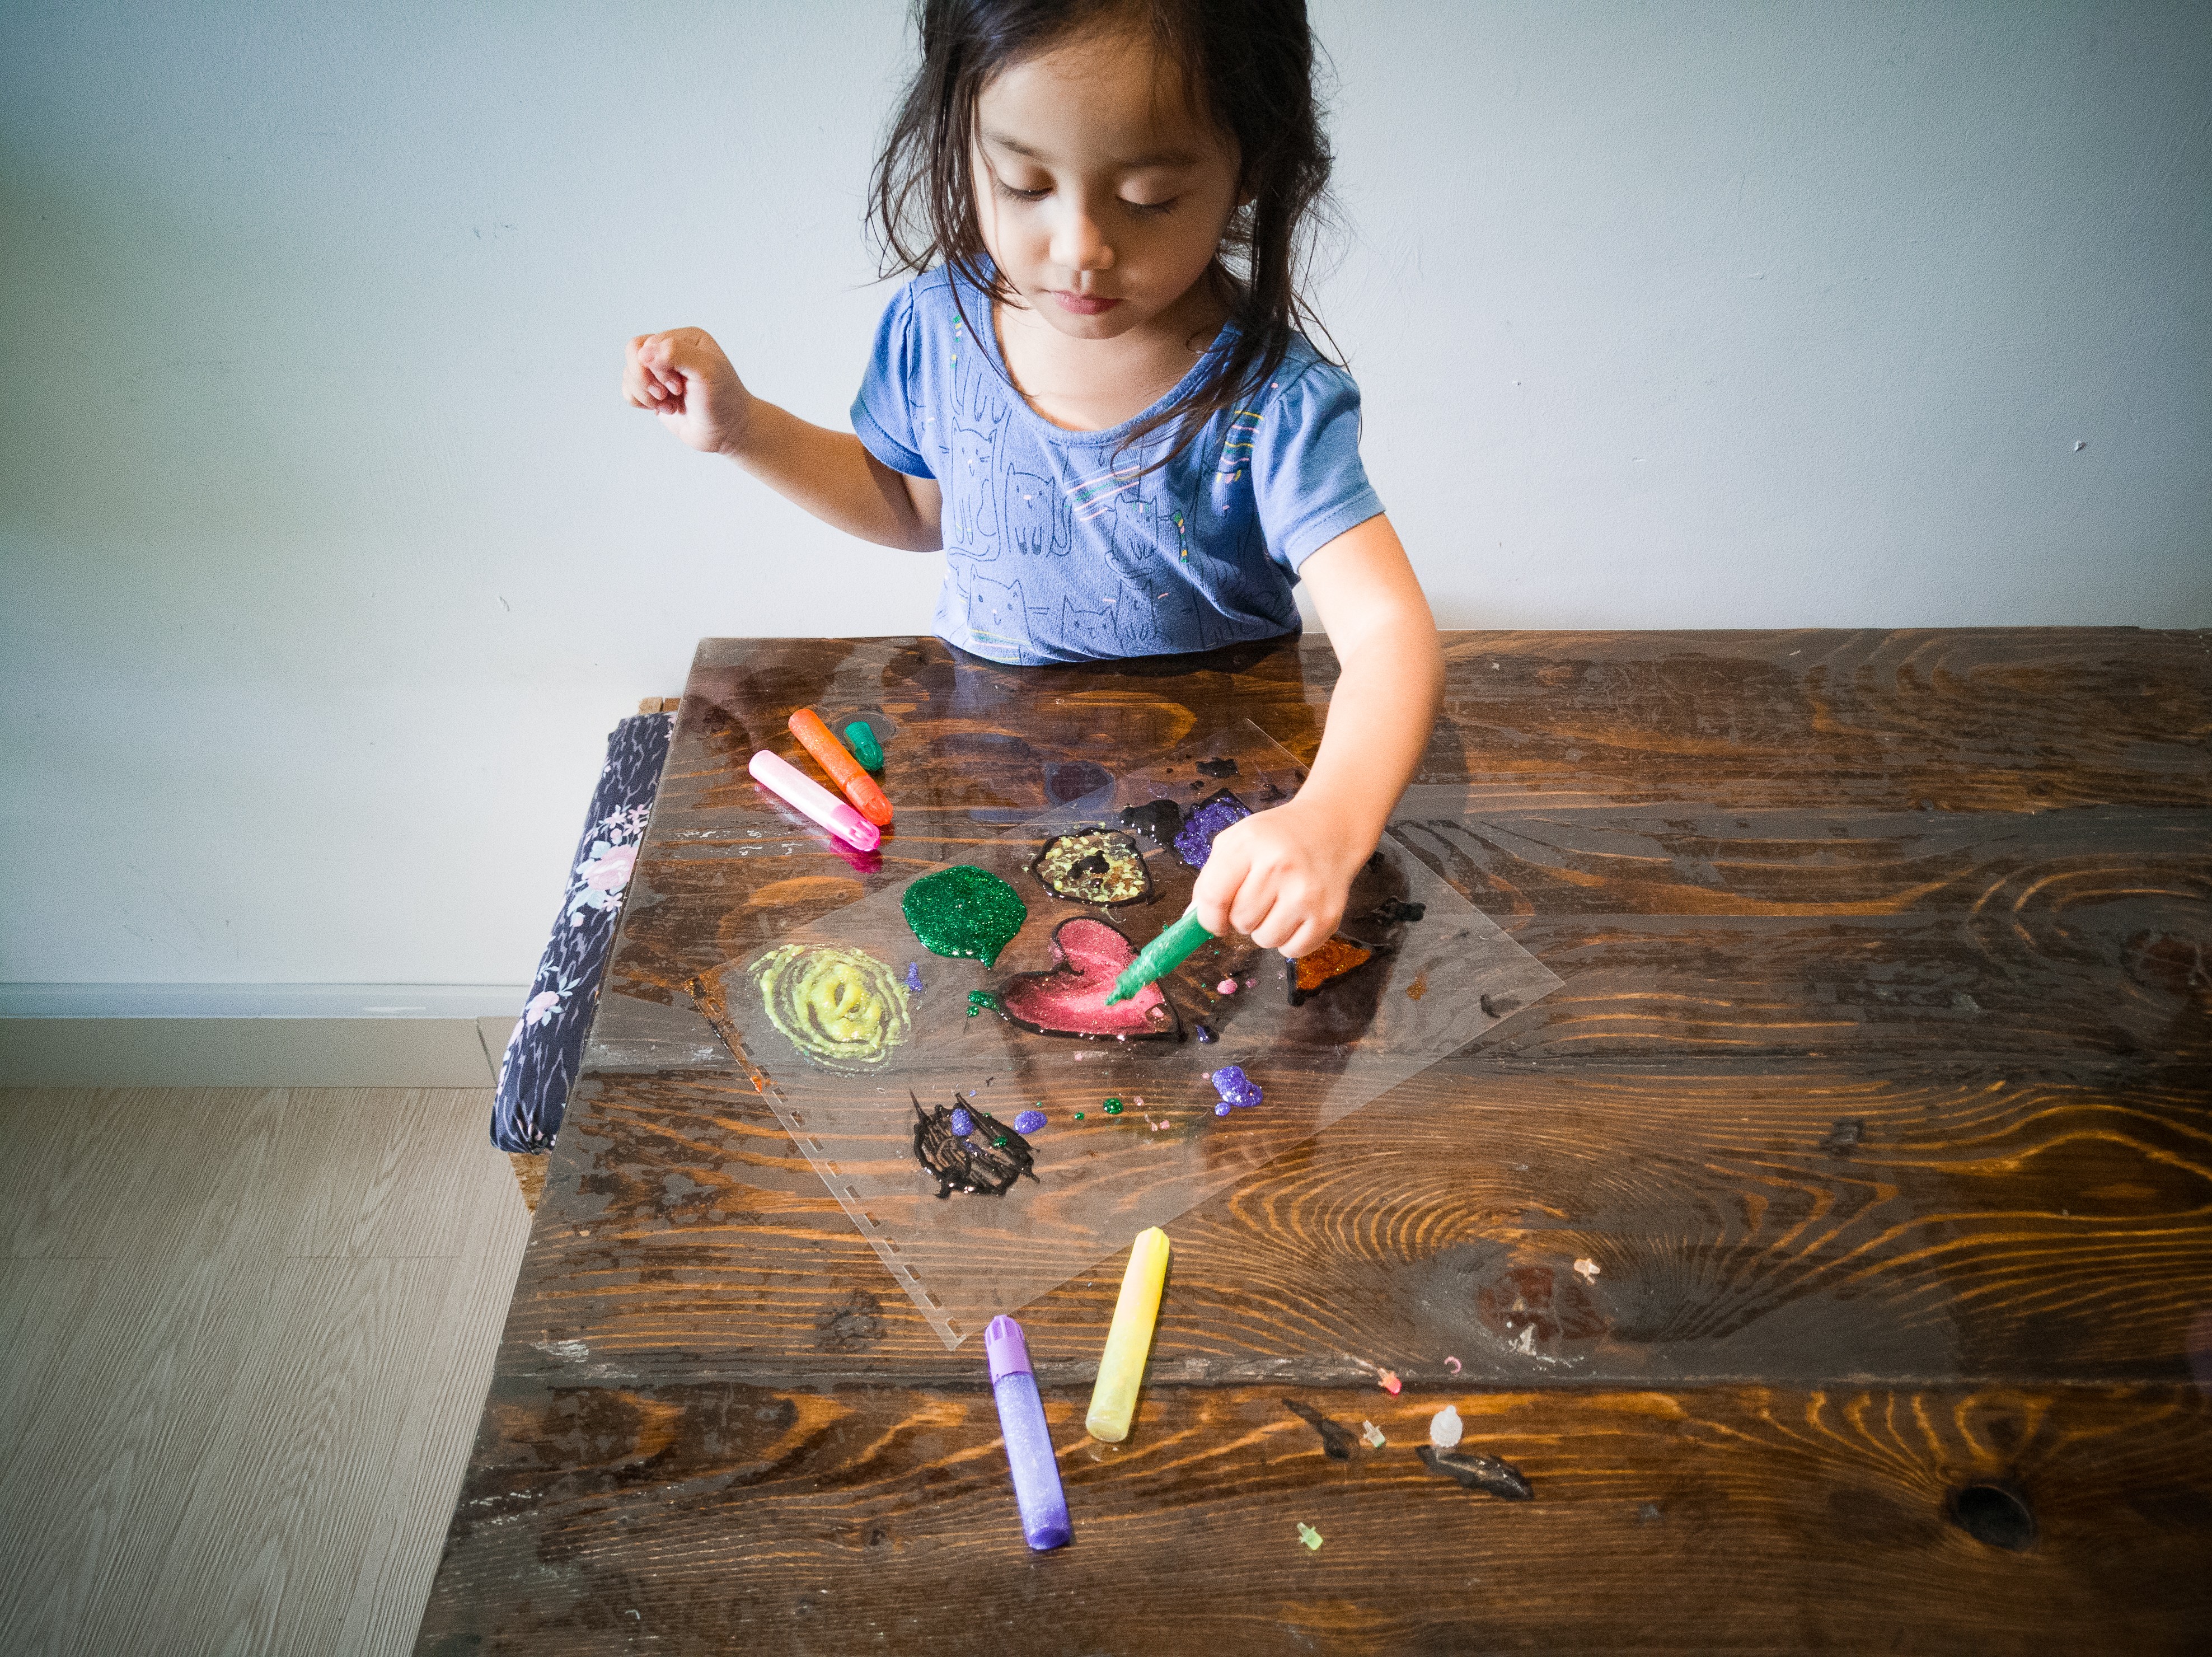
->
[[415, 1378, 2212, 1656], [419, 630, 2212, 1652]]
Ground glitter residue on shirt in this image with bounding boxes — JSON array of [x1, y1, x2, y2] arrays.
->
[[901, 864, 1029, 967], [747, 944, 912, 1073]]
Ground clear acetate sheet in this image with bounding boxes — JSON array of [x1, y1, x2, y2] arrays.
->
[[689, 722, 1563, 1350]]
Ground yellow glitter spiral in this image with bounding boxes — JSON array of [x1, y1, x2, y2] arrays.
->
[[748, 944, 912, 1073]]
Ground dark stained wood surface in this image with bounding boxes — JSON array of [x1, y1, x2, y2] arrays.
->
[[418, 631, 2212, 1654]]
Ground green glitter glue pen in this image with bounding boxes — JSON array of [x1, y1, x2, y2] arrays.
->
[[1105, 908, 1213, 1005]]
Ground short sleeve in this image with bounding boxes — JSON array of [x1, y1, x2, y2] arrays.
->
[[1248, 361, 1385, 569], [851, 283, 934, 479]]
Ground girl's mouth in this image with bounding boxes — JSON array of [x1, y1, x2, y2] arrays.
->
[[1050, 291, 1122, 316]]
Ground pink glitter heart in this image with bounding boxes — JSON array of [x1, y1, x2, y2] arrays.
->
[[994, 917, 1182, 1041]]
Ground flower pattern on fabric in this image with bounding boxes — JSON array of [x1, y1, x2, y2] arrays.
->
[[491, 713, 673, 1153]]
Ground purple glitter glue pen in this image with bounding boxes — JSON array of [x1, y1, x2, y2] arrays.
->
[[985, 1315, 1072, 1551]]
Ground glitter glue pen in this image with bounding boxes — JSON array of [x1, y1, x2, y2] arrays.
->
[[788, 708, 893, 826], [1085, 1226, 1170, 1442], [1104, 910, 1214, 1005], [747, 748, 881, 853], [984, 1316, 1072, 1551]]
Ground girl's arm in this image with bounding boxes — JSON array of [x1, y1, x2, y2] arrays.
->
[[1190, 513, 1444, 960], [625, 328, 943, 552]]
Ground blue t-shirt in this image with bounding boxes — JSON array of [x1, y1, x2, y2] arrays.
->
[[851, 267, 1384, 665]]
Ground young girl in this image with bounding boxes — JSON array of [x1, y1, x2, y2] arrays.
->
[[623, 0, 1442, 963]]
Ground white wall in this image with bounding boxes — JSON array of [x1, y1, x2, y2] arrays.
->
[[3, 1, 2206, 989]]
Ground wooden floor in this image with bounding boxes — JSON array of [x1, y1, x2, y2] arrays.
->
[[0, 1086, 531, 1657]]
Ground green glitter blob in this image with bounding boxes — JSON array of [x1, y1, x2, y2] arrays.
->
[[966, 989, 1000, 1018], [1074, 1111, 1085, 1120], [1102, 1097, 1124, 1116], [903, 865, 1028, 967]]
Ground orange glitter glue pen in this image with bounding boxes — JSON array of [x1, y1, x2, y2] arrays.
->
[[748, 749, 880, 853], [788, 708, 893, 827]]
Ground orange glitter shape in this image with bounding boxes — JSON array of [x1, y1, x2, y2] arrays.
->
[[1294, 935, 1374, 994]]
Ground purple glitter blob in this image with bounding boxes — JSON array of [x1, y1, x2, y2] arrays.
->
[[905, 961, 924, 994], [1214, 1099, 1232, 1117], [1211, 1065, 1262, 1110], [1194, 1023, 1215, 1043], [950, 1106, 975, 1138], [1014, 1109, 1047, 1134], [1173, 789, 1251, 869]]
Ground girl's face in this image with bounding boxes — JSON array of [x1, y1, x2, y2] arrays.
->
[[972, 26, 1242, 342]]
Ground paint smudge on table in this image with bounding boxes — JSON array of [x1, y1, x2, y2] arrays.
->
[[1285, 1398, 1353, 1461], [747, 943, 912, 1072], [1117, 798, 1184, 845], [1418, 1445, 1533, 1500], [902, 864, 1028, 967]]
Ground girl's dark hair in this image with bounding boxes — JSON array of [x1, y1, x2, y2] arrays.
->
[[870, 0, 1337, 468]]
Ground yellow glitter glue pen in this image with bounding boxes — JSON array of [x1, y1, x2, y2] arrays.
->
[[1085, 1226, 1170, 1442]]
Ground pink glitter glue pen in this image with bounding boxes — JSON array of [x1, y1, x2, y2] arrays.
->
[[748, 748, 881, 852], [985, 1316, 1072, 1551]]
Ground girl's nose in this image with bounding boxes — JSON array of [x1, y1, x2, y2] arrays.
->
[[1049, 202, 1114, 275]]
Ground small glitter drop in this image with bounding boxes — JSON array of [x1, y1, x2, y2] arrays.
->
[[1194, 1023, 1215, 1043], [950, 1107, 974, 1138], [1430, 1405, 1464, 1450], [1296, 1523, 1323, 1552], [1014, 1109, 1046, 1134], [1074, 1111, 1085, 1120], [1102, 1097, 1124, 1116], [966, 989, 1000, 1019], [1361, 1420, 1386, 1449], [1215, 1100, 1232, 1116], [904, 961, 924, 995], [1211, 1065, 1262, 1110], [902, 865, 1028, 966], [1216, 979, 1238, 995]]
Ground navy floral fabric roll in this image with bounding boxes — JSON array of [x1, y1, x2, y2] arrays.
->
[[491, 711, 674, 1153]]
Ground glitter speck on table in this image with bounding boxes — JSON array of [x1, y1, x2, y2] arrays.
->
[[1014, 1108, 1046, 1134], [1102, 1097, 1123, 1115], [1216, 978, 1238, 995], [903, 961, 924, 994]]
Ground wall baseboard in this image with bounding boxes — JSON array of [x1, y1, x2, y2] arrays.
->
[[0, 1017, 510, 1088]]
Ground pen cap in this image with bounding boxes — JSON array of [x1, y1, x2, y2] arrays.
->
[[984, 1315, 1033, 1382]]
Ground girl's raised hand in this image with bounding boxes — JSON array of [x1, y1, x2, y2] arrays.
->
[[1189, 798, 1369, 965], [624, 327, 752, 456]]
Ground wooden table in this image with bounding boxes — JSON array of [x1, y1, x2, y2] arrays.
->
[[416, 630, 2212, 1655]]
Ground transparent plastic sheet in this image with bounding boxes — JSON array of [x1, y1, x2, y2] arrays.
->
[[689, 722, 1563, 1349]]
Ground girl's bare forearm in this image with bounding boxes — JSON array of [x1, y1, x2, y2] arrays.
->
[[1300, 608, 1445, 855], [725, 401, 942, 551]]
